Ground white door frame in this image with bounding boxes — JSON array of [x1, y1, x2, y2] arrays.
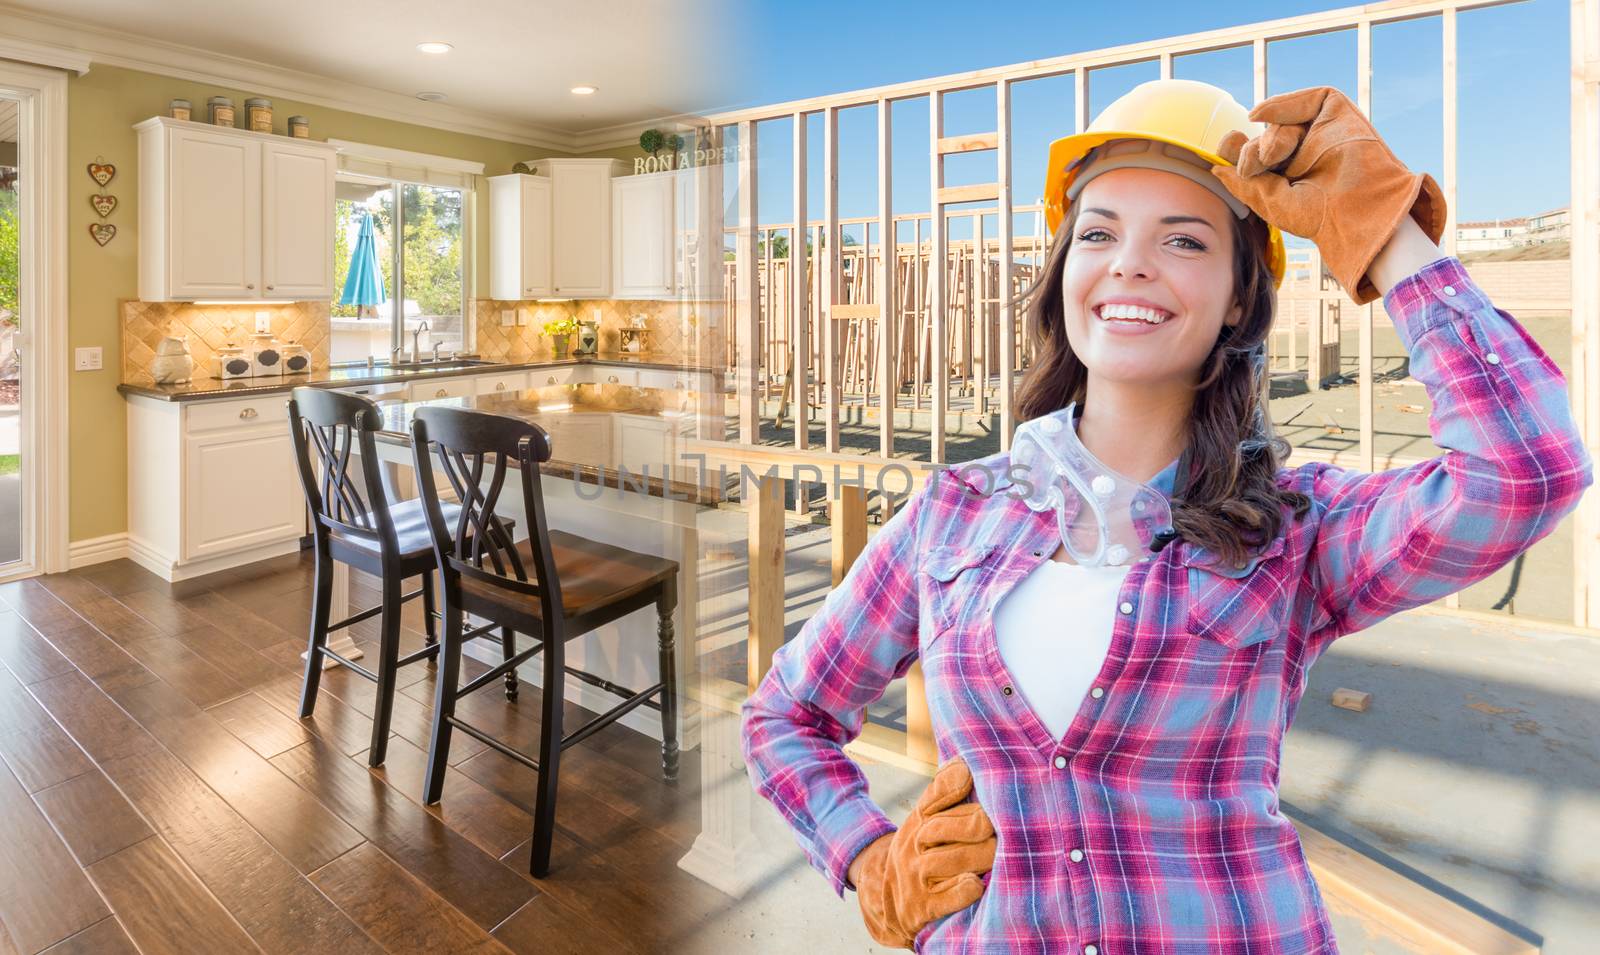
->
[[0, 61, 68, 581]]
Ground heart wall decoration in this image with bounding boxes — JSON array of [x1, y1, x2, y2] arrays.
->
[[89, 223, 116, 246], [90, 194, 117, 218], [87, 161, 115, 187]]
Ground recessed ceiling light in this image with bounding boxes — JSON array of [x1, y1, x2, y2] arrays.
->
[[416, 91, 448, 102], [570, 85, 598, 95], [416, 41, 453, 55]]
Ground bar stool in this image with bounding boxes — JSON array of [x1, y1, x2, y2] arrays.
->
[[409, 404, 679, 878], [287, 387, 513, 766]]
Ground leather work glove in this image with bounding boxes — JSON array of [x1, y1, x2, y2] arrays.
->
[[852, 756, 997, 949], [1210, 86, 1447, 305]]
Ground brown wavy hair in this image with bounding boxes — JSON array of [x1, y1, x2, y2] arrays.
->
[[1013, 202, 1312, 568]]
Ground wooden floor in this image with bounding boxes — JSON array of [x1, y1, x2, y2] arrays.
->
[[0, 552, 729, 955]]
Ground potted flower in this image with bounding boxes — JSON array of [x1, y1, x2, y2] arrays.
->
[[543, 315, 578, 358]]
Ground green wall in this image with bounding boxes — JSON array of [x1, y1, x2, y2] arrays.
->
[[68, 63, 573, 543]]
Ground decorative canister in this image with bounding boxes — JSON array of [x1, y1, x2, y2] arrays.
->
[[576, 319, 599, 356], [218, 345, 251, 380], [280, 341, 311, 375], [245, 98, 272, 133], [208, 96, 235, 127], [150, 336, 194, 385], [249, 333, 282, 377], [287, 115, 310, 139], [169, 99, 192, 121]]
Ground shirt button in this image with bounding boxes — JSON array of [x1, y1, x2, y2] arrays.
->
[[1442, 285, 1457, 296], [1002, 685, 1014, 696], [1118, 601, 1133, 614], [1090, 687, 1105, 699], [1054, 755, 1067, 769], [1085, 946, 1100, 955], [1486, 352, 1501, 365], [1069, 848, 1084, 862]]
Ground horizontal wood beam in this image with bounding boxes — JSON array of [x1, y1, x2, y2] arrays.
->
[[937, 132, 999, 154], [828, 303, 881, 319], [937, 183, 1000, 205]]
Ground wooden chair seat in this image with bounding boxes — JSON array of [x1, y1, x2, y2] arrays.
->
[[330, 498, 460, 560], [458, 530, 677, 626]]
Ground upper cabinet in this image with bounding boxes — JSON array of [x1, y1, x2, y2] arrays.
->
[[611, 170, 675, 299], [540, 158, 623, 298], [488, 173, 553, 299], [136, 117, 337, 302]]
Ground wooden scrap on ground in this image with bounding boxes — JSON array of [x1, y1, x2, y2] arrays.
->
[[1332, 688, 1372, 712]]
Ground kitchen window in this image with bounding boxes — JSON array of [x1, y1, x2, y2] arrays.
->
[[331, 176, 465, 363], [324, 140, 484, 366]]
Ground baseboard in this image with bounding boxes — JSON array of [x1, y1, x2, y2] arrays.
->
[[67, 533, 129, 568]]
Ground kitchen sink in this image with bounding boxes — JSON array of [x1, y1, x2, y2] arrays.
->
[[386, 359, 500, 372]]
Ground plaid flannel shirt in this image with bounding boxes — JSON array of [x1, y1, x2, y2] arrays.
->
[[741, 257, 1593, 954]]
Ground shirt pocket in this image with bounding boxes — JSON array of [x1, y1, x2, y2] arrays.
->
[[1181, 534, 1292, 651], [921, 542, 997, 642]]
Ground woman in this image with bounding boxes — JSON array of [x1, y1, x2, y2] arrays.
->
[[741, 79, 1592, 953]]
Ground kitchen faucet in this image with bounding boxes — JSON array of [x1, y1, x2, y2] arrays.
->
[[410, 320, 430, 363]]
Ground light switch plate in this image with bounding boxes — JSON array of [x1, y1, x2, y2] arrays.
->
[[254, 311, 272, 334], [500, 309, 515, 327], [516, 308, 529, 326], [74, 346, 102, 371]]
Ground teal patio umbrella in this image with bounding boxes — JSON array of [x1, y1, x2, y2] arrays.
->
[[339, 209, 386, 313]]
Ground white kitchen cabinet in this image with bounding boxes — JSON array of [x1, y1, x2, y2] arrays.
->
[[532, 365, 589, 388], [262, 140, 338, 298], [476, 370, 531, 396], [127, 393, 305, 581], [488, 173, 552, 299], [533, 158, 626, 298], [136, 116, 337, 301], [407, 377, 476, 402], [611, 171, 675, 299]]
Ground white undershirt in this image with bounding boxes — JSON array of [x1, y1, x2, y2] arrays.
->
[[993, 558, 1131, 740]]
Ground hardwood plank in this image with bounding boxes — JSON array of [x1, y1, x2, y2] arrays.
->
[[31, 671, 378, 955], [58, 592, 171, 647], [0, 664, 99, 792], [39, 917, 141, 955], [111, 679, 365, 874], [371, 734, 533, 860], [0, 579, 83, 632], [32, 769, 154, 865], [85, 837, 258, 955], [33, 623, 161, 697], [0, 722, 95, 793], [0, 759, 110, 952], [119, 636, 247, 708], [309, 842, 512, 955], [27, 670, 163, 764], [208, 691, 316, 759], [166, 623, 288, 689], [257, 673, 378, 758], [0, 611, 76, 685], [318, 664, 488, 765], [70, 559, 170, 597], [271, 735, 535, 931], [30, 571, 112, 609], [492, 895, 642, 955]]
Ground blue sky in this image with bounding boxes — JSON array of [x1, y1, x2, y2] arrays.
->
[[719, 0, 1567, 229]]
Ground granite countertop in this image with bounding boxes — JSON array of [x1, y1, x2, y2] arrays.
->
[[372, 382, 724, 505], [118, 352, 723, 402]]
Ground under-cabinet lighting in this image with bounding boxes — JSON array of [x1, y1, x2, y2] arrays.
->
[[192, 300, 267, 306]]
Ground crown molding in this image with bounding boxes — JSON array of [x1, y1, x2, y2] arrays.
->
[[0, 3, 597, 151], [565, 112, 716, 155]]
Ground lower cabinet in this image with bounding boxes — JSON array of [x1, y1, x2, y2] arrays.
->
[[127, 393, 304, 581]]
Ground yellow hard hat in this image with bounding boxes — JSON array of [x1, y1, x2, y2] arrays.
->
[[1042, 78, 1286, 286]]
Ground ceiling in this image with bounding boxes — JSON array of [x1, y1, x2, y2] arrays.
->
[[0, 0, 735, 148]]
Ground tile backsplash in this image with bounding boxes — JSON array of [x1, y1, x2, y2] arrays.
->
[[473, 299, 705, 365], [121, 296, 726, 383], [121, 300, 330, 384]]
